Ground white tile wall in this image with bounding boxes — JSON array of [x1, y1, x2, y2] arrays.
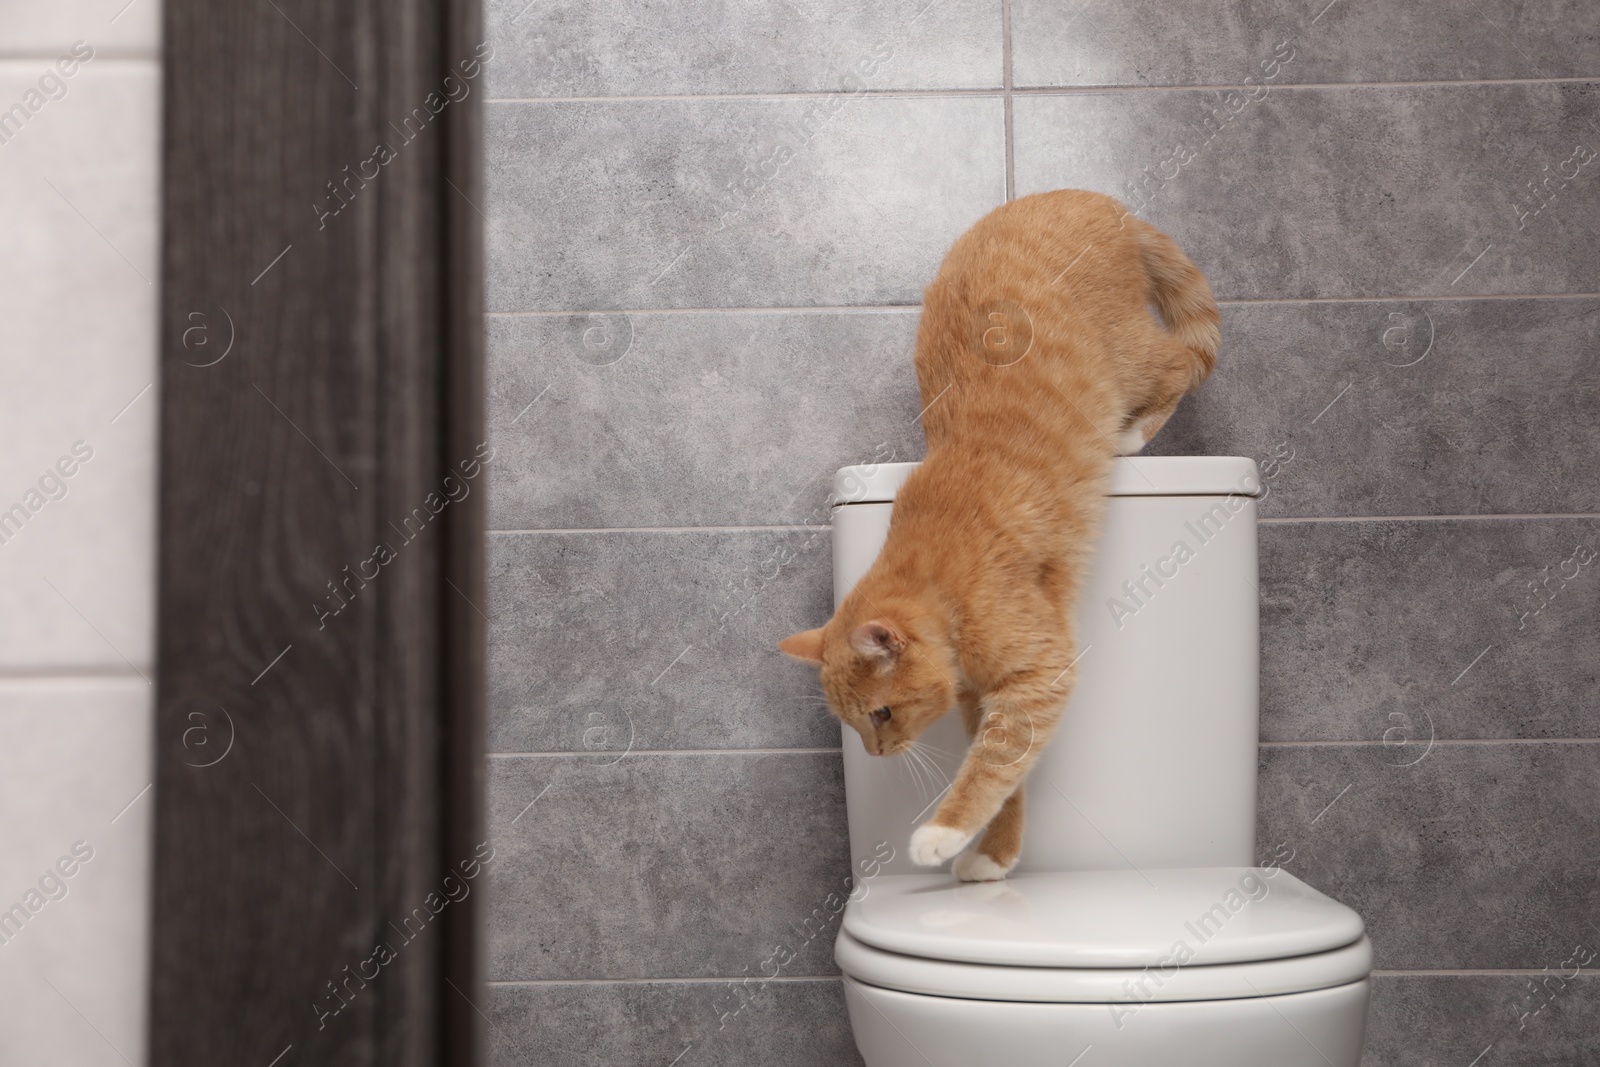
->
[[0, 7, 158, 1065], [0, 0, 160, 56], [0, 680, 153, 1066], [0, 62, 160, 672]]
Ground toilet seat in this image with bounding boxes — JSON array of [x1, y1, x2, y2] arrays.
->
[[837, 929, 1372, 1002], [836, 868, 1370, 1002]]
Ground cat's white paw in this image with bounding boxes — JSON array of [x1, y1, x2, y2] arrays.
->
[[1115, 427, 1147, 455], [909, 824, 972, 867], [953, 849, 1015, 883]]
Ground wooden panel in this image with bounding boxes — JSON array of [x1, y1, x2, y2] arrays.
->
[[151, 1, 483, 1064], [437, 0, 488, 1062]]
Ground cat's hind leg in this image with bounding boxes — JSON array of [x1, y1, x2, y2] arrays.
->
[[910, 688, 993, 868], [1116, 394, 1181, 454], [911, 663, 1066, 867], [1115, 425, 1148, 455], [953, 785, 1023, 881]]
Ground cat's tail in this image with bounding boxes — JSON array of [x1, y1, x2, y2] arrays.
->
[[1133, 220, 1220, 389]]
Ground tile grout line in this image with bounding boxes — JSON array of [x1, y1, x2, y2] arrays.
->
[[0, 51, 161, 62], [489, 524, 830, 535], [486, 976, 846, 987], [487, 740, 1600, 759], [485, 970, 1600, 986], [487, 306, 925, 317], [1259, 513, 1599, 524], [1000, 0, 1015, 201], [1217, 292, 1600, 306], [485, 293, 1600, 317], [483, 75, 1600, 105], [1261, 739, 1600, 748], [487, 514, 1596, 537], [1011, 76, 1600, 92], [1372, 968, 1600, 977], [0, 668, 153, 682], [488, 89, 1007, 104], [489, 748, 846, 758]]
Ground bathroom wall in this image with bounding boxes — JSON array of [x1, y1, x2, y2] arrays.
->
[[0, 0, 160, 1064], [482, 1, 1600, 1062]]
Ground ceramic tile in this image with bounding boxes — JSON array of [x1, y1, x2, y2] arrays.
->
[[1258, 743, 1600, 970], [1365, 974, 1600, 1066], [474, 1, 1600, 1056], [486, 309, 925, 530], [486, 96, 1006, 311], [484, 0, 1000, 96], [0, 0, 159, 58], [1148, 298, 1600, 518], [485, 977, 861, 1067], [485, 753, 850, 980], [1258, 519, 1600, 742], [1013, 83, 1600, 299], [0, 679, 152, 1067], [488, 529, 839, 752], [0, 62, 158, 672], [1011, 0, 1600, 88]]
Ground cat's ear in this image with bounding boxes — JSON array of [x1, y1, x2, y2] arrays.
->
[[778, 628, 825, 664], [848, 621, 905, 666]]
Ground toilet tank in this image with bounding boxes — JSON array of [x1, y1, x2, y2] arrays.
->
[[831, 456, 1262, 877]]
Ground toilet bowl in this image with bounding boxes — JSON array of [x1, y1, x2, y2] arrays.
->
[[836, 869, 1371, 1066], [827, 457, 1370, 1066]]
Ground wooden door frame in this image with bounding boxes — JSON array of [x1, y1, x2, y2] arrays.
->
[[151, 0, 484, 1063]]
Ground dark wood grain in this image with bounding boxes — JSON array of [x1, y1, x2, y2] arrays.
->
[[152, 1, 483, 1064], [438, 0, 488, 1062]]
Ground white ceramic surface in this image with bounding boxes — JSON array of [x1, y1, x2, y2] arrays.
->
[[0, 62, 159, 673], [0, 679, 152, 1067], [842, 868, 1364, 968], [836, 930, 1373, 1003], [844, 977, 1370, 1067], [0, 25, 159, 1067], [833, 455, 1265, 504], [831, 456, 1369, 1066], [833, 458, 1261, 876], [0, 0, 159, 57]]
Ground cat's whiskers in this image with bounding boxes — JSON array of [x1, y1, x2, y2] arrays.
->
[[908, 740, 953, 788], [893, 745, 923, 794], [913, 750, 940, 798], [903, 742, 947, 799], [897, 745, 932, 797], [910, 738, 959, 767]]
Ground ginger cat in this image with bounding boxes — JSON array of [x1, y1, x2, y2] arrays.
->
[[779, 190, 1219, 881]]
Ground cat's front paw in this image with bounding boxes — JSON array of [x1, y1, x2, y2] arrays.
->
[[953, 849, 1016, 882], [909, 824, 973, 867]]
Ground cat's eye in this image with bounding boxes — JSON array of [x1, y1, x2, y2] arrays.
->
[[870, 706, 892, 727]]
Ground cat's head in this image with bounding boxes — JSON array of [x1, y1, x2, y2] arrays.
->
[[778, 611, 956, 756]]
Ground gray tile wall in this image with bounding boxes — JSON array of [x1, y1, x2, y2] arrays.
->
[[484, 1, 1600, 1062]]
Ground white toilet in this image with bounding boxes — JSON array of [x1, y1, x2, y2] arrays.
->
[[829, 456, 1371, 1067]]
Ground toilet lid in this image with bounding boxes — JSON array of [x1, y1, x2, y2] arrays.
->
[[841, 868, 1364, 969], [835, 930, 1373, 1003]]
